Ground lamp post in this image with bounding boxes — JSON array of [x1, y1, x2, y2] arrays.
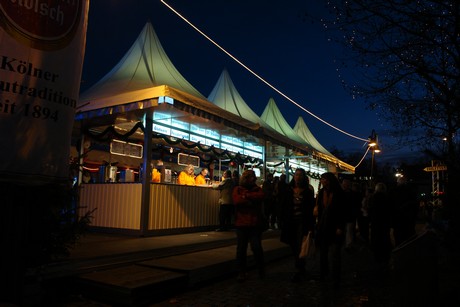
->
[[368, 129, 380, 186]]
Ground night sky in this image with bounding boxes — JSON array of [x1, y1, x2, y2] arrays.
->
[[79, 0, 412, 166]]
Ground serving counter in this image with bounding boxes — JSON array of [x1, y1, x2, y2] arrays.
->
[[79, 182, 220, 235]]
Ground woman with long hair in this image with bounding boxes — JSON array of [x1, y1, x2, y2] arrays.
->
[[280, 168, 315, 282], [316, 172, 346, 288]]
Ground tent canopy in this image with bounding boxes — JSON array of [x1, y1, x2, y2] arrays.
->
[[294, 116, 334, 157], [260, 97, 310, 146], [208, 69, 271, 129], [207, 69, 310, 154], [76, 21, 353, 172], [78, 22, 205, 113]]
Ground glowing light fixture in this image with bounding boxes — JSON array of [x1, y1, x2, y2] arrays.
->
[[368, 129, 378, 147]]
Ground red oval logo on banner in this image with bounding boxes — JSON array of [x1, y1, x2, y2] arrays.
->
[[0, 0, 82, 50]]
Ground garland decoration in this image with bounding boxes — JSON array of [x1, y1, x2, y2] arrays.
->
[[83, 122, 262, 165]]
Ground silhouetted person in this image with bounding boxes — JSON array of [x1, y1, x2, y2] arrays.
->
[[274, 173, 288, 229], [280, 168, 315, 282], [342, 179, 361, 250], [369, 182, 393, 265], [316, 172, 346, 288], [232, 170, 240, 187], [359, 188, 373, 244], [213, 170, 234, 231], [391, 177, 418, 246], [262, 173, 276, 229]]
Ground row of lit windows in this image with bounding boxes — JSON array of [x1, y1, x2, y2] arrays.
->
[[152, 111, 264, 159]]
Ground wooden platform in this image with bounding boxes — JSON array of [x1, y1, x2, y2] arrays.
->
[[75, 237, 290, 306]]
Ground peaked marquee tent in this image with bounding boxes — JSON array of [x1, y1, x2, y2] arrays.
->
[[208, 69, 271, 130], [78, 22, 204, 111], [260, 98, 354, 173], [260, 97, 309, 146], [207, 69, 311, 152], [76, 21, 353, 174], [294, 116, 354, 172], [293, 116, 333, 156], [76, 22, 262, 134], [72, 21, 355, 237]]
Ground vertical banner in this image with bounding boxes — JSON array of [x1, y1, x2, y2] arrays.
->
[[0, 0, 90, 184]]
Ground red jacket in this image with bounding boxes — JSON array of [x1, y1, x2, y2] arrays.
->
[[232, 184, 265, 227]]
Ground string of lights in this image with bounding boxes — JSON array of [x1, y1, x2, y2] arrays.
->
[[160, 0, 369, 144], [354, 145, 371, 169]]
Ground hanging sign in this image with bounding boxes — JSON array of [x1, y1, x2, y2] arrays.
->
[[0, 0, 90, 184], [110, 140, 143, 159], [178, 153, 200, 167], [423, 165, 447, 172]]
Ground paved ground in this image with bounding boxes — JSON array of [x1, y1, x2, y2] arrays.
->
[[150, 240, 393, 307], [23, 224, 460, 306], [63, 233, 439, 307], [151, 229, 459, 307]]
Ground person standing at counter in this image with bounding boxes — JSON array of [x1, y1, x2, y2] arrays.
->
[[195, 168, 209, 185], [232, 169, 266, 282], [178, 164, 196, 185], [213, 170, 234, 231]]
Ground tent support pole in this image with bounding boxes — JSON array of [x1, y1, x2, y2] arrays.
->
[[140, 110, 153, 236]]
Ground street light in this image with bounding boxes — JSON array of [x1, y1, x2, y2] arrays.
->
[[368, 130, 381, 186], [368, 129, 378, 147]]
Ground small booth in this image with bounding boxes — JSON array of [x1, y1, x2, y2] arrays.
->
[[74, 22, 354, 236], [74, 90, 308, 236]]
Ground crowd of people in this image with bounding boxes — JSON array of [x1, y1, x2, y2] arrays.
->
[[177, 164, 420, 288]]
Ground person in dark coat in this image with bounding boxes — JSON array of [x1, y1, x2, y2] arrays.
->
[[262, 173, 276, 229], [213, 169, 235, 231], [390, 176, 419, 247], [315, 172, 346, 288], [359, 187, 373, 244], [274, 173, 288, 229], [280, 168, 315, 282], [342, 178, 360, 250], [369, 182, 393, 265]]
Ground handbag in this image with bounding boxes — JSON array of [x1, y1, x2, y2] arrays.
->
[[299, 231, 315, 258]]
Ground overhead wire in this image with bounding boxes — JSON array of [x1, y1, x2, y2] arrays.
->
[[354, 145, 371, 168], [161, 0, 369, 144]]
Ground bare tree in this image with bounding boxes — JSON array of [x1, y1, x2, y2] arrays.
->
[[323, 0, 460, 243], [325, 0, 459, 155]]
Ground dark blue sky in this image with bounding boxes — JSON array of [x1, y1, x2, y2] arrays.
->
[[80, 0, 411, 166]]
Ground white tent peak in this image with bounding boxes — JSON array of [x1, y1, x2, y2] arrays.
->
[[293, 116, 334, 157], [207, 68, 270, 129], [260, 97, 309, 146], [79, 21, 205, 106], [294, 116, 355, 172]]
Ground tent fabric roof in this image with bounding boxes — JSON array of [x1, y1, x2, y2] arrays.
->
[[78, 22, 205, 111], [75, 22, 261, 133], [293, 116, 355, 172], [76, 21, 354, 172], [293, 116, 334, 157], [260, 98, 310, 146], [208, 69, 271, 129], [260, 99, 355, 172], [207, 69, 310, 152]]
